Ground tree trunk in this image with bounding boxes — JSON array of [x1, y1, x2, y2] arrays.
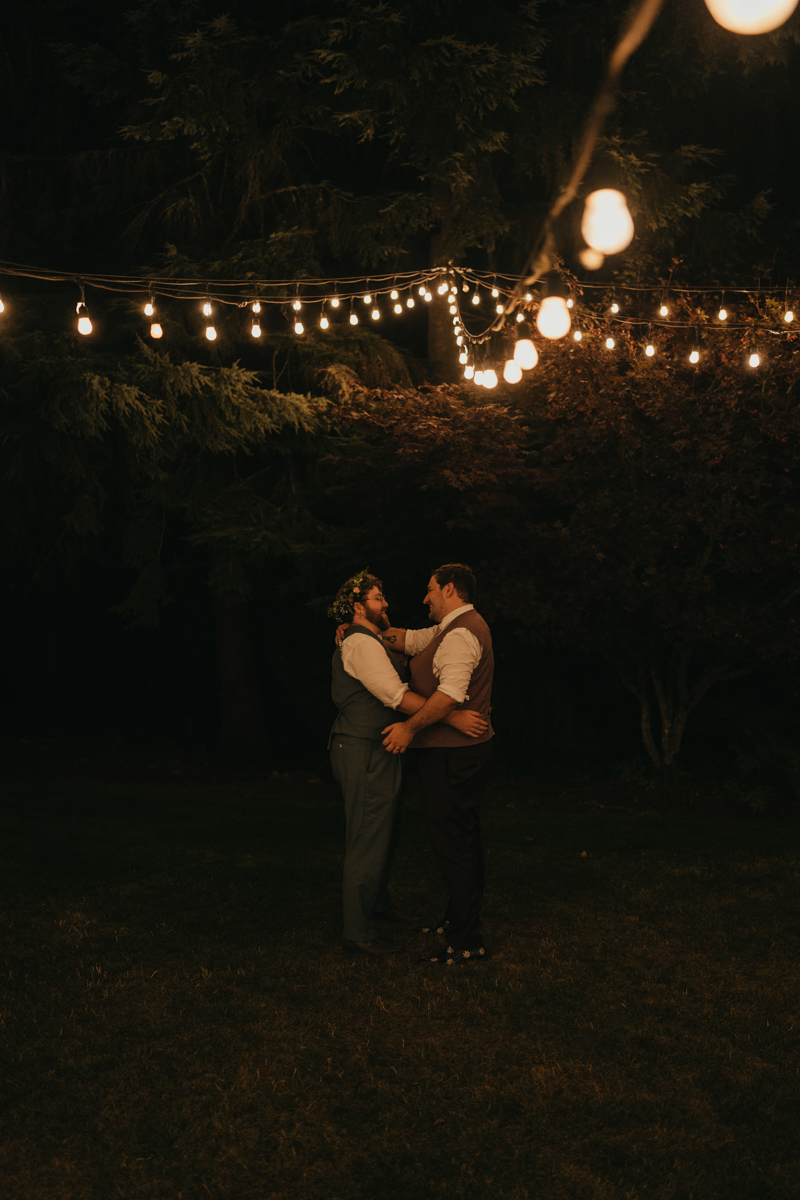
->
[[210, 592, 268, 760]]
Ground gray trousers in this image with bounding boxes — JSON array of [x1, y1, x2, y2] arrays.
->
[[330, 732, 403, 942]]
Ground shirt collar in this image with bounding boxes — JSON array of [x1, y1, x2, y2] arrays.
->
[[437, 603, 474, 633]]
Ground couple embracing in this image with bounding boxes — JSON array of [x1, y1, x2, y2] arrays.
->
[[327, 562, 494, 966]]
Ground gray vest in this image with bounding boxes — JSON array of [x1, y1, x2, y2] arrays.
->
[[330, 626, 410, 742]]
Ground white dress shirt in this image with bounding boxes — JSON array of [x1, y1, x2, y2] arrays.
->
[[404, 604, 482, 704], [340, 631, 409, 710]]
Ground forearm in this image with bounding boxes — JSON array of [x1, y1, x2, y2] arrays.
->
[[403, 689, 457, 734], [380, 627, 406, 654], [397, 690, 463, 728]]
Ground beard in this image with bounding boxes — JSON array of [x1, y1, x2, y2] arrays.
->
[[368, 609, 389, 631]]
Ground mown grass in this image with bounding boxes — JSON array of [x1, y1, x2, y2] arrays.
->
[[1, 779, 798, 1200]]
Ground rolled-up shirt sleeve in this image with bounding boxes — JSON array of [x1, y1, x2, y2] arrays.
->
[[432, 628, 482, 704], [340, 637, 409, 709], [404, 626, 437, 656]]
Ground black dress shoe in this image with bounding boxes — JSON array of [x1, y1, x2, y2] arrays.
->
[[343, 938, 402, 955], [373, 906, 421, 925], [420, 945, 488, 965]]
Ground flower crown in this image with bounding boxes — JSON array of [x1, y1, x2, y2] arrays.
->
[[328, 569, 379, 622]]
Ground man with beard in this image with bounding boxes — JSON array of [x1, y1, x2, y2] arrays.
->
[[380, 564, 495, 966], [329, 571, 487, 957]]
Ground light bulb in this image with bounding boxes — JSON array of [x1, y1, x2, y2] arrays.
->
[[472, 293, 480, 305], [251, 323, 261, 338], [394, 303, 402, 315], [483, 369, 498, 389], [205, 325, 216, 341], [491, 288, 499, 298], [418, 285, 426, 296], [610, 303, 620, 314], [424, 292, 432, 302], [390, 289, 399, 300], [462, 283, 469, 292], [252, 301, 261, 314], [320, 315, 329, 330], [407, 297, 415, 308], [659, 305, 669, 317], [496, 304, 504, 314], [566, 298, 573, 308], [77, 304, 92, 335], [449, 304, 457, 315], [293, 299, 302, 311], [294, 320, 304, 335], [456, 336, 463, 345], [704, 0, 798, 34], [785, 310, 794, 323], [437, 283, 448, 295], [363, 293, 371, 304], [579, 248, 605, 270], [464, 365, 474, 379], [513, 339, 539, 370], [749, 352, 760, 367], [459, 352, 468, 364], [144, 301, 154, 317], [503, 360, 523, 384], [330, 296, 340, 308], [573, 330, 583, 342], [349, 312, 358, 325], [645, 343, 655, 357], [605, 337, 615, 350], [474, 370, 484, 386], [0, 296, 4, 313], [203, 301, 212, 317], [372, 308, 381, 320], [719, 308, 728, 321], [525, 293, 533, 302], [150, 323, 163, 339], [689, 350, 700, 364], [516, 312, 524, 323], [450, 285, 458, 294], [581, 189, 634, 255], [536, 295, 572, 339]]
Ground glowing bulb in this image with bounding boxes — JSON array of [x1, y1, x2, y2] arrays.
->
[[418, 285, 426, 296], [390, 289, 399, 300], [251, 323, 261, 338], [573, 330, 583, 342], [536, 295, 572, 340], [293, 299, 302, 311], [659, 305, 669, 317], [516, 313, 524, 323], [424, 292, 432, 302], [496, 304, 504, 314], [579, 248, 605, 270], [582, 189, 634, 255], [294, 320, 304, 335], [456, 336, 463, 345], [459, 352, 468, 364], [645, 343, 655, 357], [203, 301, 212, 317], [437, 283, 448, 295], [252, 301, 261, 314], [205, 325, 216, 341], [785, 310, 794, 323], [704, 0, 798, 34], [0, 296, 4, 313], [394, 303, 402, 314], [149, 323, 162, 339], [406, 296, 415, 308], [320, 315, 329, 330], [610, 303, 620, 314], [503, 359, 523, 384], [450, 285, 458, 294], [491, 288, 499, 298], [363, 293, 371, 304], [525, 293, 533, 302], [749, 352, 760, 367], [472, 293, 480, 305], [464, 365, 474, 379], [483, 369, 498, 389], [689, 350, 700, 364], [513, 339, 539, 370], [330, 296, 340, 308], [349, 312, 358, 325], [566, 298, 573, 309], [76, 304, 92, 335], [449, 304, 457, 315], [719, 308, 728, 321], [144, 301, 154, 317], [605, 337, 615, 350], [372, 308, 381, 320]]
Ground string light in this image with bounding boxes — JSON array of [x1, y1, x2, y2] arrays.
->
[[205, 324, 216, 341], [459, 351, 468, 364], [363, 293, 372, 304], [464, 365, 474, 380], [645, 343, 655, 357], [537, 276, 572, 339], [320, 313, 329, 330], [394, 302, 402, 315], [605, 337, 615, 350], [513, 339, 539, 370], [785, 310, 794, 323], [503, 359, 523, 384], [371, 307, 381, 321], [144, 300, 155, 317], [424, 291, 432, 302], [659, 304, 669, 317], [689, 349, 700, 364], [516, 312, 524, 323], [582, 189, 634, 256], [330, 294, 340, 309], [0, 294, 5, 313], [719, 307, 728, 321], [579, 248, 604, 270], [526, 293, 534, 302], [390, 289, 399, 300], [472, 293, 480, 306], [418, 285, 427, 296], [150, 323, 163, 339], [252, 301, 261, 314], [566, 298, 573, 309], [251, 321, 261, 338], [406, 296, 415, 308], [610, 303, 620, 314], [437, 282, 448, 295], [704, 0, 798, 35], [293, 298, 302, 311], [449, 303, 458, 315], [76, 297, 92, 336], [491, 287, 499, 298], [202, 300, 213, 317], [573, 330, 583, 342], [474, 370, 484, 386], [749, 351, 760, 368], [483, 369, 498, 389], [294, 319, 304, 335], [349, 310, 358, 325]]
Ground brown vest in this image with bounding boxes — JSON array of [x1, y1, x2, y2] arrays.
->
[[409, 609, 495, 749]]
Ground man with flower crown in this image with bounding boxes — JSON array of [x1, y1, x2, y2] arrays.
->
[[328, 570, 487, 957]]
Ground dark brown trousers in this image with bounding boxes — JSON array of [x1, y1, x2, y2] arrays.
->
[[416, 739, 494, 951]]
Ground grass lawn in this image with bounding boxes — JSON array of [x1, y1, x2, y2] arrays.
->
[[1, 775, 799, 1199]]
